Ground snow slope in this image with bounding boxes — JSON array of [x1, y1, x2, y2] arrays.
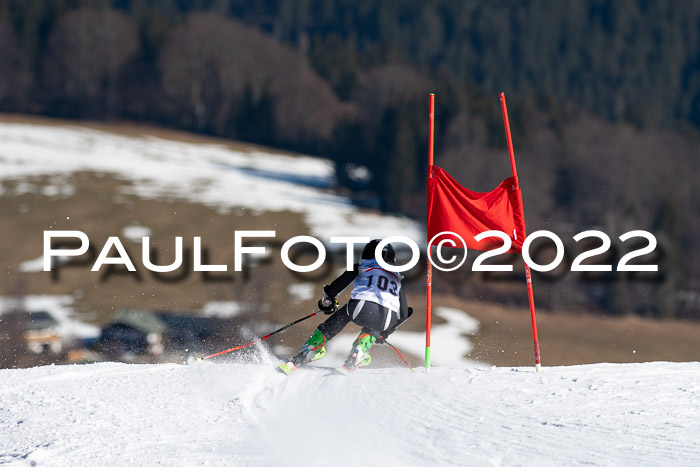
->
[[2, 360, 699, 466]]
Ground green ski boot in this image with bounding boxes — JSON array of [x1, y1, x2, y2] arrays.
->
[[278, 329, 327, 375], [359, 352, 372, 367], [338, 333, 376, 374]]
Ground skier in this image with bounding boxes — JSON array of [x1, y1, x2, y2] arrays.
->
[[279, 239, 413, 375]]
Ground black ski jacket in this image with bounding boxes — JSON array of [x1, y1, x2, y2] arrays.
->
[[322, 263, 410, 332]]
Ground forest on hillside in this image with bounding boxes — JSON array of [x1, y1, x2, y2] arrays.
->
[[0, 0, 699, 319]]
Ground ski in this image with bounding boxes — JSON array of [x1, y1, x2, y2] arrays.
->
[[277, 362, 351, 376], [277, 361, 298, 375]]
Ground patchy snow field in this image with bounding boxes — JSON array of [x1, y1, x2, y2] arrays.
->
[[1, 360, 698, 466], [0, 122, 423, 243]]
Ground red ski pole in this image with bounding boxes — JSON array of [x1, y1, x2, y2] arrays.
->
[[380, 338, 414, 372], [197, 311, 320, 361]]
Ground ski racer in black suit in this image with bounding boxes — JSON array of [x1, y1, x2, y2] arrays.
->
[[279, 239, 413, 374]]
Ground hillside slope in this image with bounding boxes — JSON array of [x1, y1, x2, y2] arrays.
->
[[0, 117, 423, 331], [0, 119, 422, 242], [1, 360, 699, 466]]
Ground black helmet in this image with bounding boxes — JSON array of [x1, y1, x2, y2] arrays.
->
[[361, 239, 396, 265]]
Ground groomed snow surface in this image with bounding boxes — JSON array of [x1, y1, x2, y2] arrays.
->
[[1, 360, 699, 466]]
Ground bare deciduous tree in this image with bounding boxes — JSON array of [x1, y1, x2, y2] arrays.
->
[[273, 68, 350, 143], [43, 8, 139, 117], [160, 13, 346, 143]]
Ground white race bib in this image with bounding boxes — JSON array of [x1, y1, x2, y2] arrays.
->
[[350, 259, 401, 312]]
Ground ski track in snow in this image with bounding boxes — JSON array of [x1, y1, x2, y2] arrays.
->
[[1, 361, 699, 466]]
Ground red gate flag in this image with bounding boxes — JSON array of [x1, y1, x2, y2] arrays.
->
[[427, 165, 526, 252]]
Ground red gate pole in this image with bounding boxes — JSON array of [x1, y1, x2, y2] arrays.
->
[[425, 93, 435, 371], [499, 92, 542, 372]]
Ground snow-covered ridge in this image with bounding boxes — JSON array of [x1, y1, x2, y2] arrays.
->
[[1, 361, 699, 465], [0, 122, 423, 243]]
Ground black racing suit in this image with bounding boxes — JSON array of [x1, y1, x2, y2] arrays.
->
[[317, 263, 411, 340]]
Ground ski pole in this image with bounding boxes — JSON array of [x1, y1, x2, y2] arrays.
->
[[380, 338, 414, 372], [198, 311, 320, 361]]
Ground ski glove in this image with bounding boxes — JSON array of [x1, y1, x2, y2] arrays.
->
[[318, 290, 338, 315]]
